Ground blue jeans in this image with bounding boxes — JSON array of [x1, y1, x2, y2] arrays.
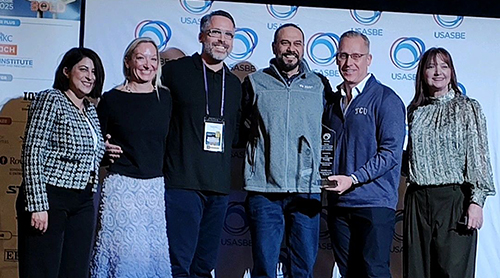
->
[[165, 188, 229, 278], [328, 205, 395, 278], [246, 192, 321, 278]]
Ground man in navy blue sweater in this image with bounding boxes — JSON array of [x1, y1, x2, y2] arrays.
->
[[322, 31, 406, 278]]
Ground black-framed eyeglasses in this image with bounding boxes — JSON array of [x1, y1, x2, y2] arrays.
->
[[336, 52, 369, 61], [206, 29, 235, 40]]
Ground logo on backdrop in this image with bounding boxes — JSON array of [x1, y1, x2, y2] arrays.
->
[[229, 28, 258, 61], [0, 18, 20, 27], [0, 0, 13, 11], [391, 209, 404, 253], [0, 73, 13, 82], [390, 37, 426, 70], [318, 206, 333, 250], [4, 249, 17, 262], [433, 15, 466, 40], [0, 44, 17, 55], [350, 10, 382, 26], [349, 10, 384, 36], [306, 32, 340, 66], [179, 0, 213, 15], [0, 32, 13, 42], [223, 201, 249, 236], [0, 57, 33, 68], [433, 15, 464, 29], [393, 209, 404, 243], [0, 155, 20, 165], [135, 20, 172, 52], [320, 206, 330, 240], [458, 82, 467, 95], [266, 5, 298, 20], [30, 1, 67, 15], [6, 183, 20, 194]]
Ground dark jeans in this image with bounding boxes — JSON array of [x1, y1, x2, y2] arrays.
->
[[16, 183, 95, 278], [328, 205, 395, 278], [165, 188, 229, 278], [246, 192, 321, 278], [403, 184, 477, 278]]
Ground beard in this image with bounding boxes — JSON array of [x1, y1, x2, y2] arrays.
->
[[276, 52, 301, 72], [203, 41, 231, 62]]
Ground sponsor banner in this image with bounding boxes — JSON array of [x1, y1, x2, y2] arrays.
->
[[0, 0, 81, 21], [0, 3, 81, 278], [0, 96, 31, 278], [0, 15, 80, 107]]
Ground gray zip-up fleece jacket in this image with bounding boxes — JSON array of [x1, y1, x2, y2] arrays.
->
[[241, 59, 325, 193]]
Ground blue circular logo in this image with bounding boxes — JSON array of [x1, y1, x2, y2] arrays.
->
[[433, 15, 464, 29], [458, 82, 467, 95], [179, 0, 213, 15], [306, 32, 340, 66], [393, 209, 404, 243], [135, 20, 172, 52], [266, 5, 298, 20], [230, 28, 259, 61], [350, 10, 382, 26], [390, 37, 426, 70], [223, 201, 249, 236]]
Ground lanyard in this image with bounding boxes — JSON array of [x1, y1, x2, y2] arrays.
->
[[202, 63, 225, 117]]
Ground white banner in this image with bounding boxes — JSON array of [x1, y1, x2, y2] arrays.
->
[[82, 1, 498, 277], [0, 1, 82, 277]]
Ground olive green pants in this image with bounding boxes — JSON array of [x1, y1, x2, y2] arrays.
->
[[403, 184, 477, 278]]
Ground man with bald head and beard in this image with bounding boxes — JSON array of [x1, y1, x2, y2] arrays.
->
[[161, 10, 242, 278], [240, 23, 330, 278]]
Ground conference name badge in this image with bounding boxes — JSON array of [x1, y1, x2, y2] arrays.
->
[[203, 117, 225, 153]]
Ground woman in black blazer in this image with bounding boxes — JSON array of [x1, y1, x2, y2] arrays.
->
[[17, 47, 106, 278]]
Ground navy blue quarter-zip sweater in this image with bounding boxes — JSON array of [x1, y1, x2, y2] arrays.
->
[[323, 75, 406, 209]]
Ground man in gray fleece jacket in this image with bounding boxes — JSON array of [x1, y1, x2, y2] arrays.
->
[[240, 23, 329, 278]]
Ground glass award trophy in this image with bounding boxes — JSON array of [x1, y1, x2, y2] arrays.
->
[[320, 124, 335, 185]]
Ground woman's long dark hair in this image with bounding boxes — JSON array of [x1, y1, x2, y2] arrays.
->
[[408, 47, 461, 116]]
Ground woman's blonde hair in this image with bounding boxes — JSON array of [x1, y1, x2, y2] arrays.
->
[[122, 37, 165, 90]]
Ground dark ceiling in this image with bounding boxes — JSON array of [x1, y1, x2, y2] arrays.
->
[[223, 0, 500, 19]]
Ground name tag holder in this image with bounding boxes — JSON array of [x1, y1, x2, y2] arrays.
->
[[203, 117, 225, 153], [202, 62, 226, 153]]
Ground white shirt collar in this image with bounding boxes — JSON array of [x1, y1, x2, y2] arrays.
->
[[339, 73, 372, 114], [340, 73, 372, 99]]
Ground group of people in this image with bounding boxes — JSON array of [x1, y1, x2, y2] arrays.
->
[[16, 9, 494, 278]]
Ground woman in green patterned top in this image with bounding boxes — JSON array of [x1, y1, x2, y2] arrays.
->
[[403, 47, 495, 278]]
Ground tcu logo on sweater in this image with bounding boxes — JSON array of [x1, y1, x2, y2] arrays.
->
[[355, 107, 368, 115]]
